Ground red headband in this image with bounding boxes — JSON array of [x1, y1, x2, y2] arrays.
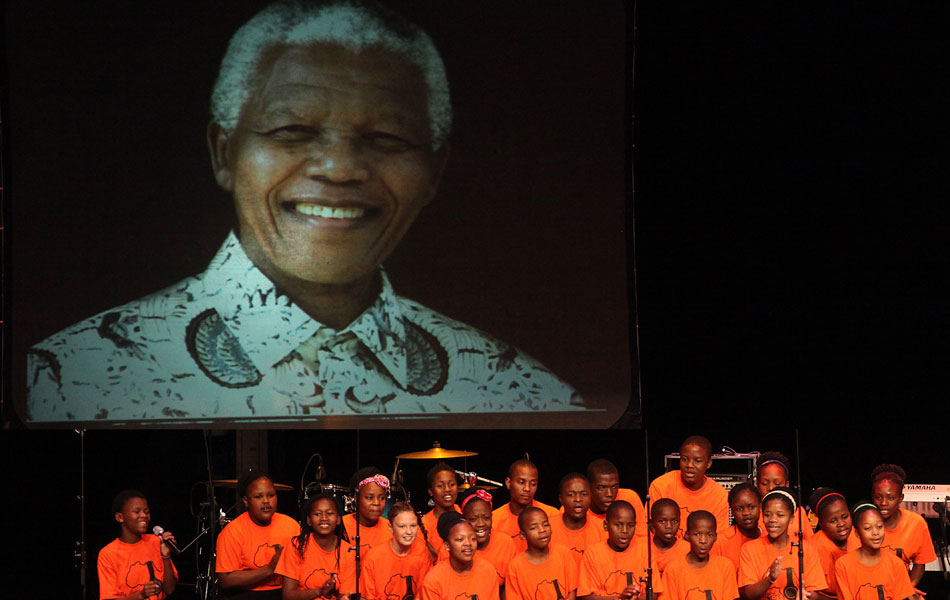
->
[[815, 492, 845, 512], [461, 489, 493, 510]]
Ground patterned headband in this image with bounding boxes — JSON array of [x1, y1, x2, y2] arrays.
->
[[763, 489, 797, 511], [461, 489, 493, 510], [358, 474, 390, 491]]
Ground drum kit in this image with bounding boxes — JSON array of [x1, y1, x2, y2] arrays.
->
[[186, 441, 501, 600]]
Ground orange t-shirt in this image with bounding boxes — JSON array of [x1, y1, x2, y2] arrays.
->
[[420, 558, 501, 600], [577, 540, 665, 597], [834, 551, 916, 600], [711, 525, 761, 570], [811, 530, 861, 597], [422, 506, 461, 551], [493, 501, 560, 553], [505, 543, 578, 600], [275, 535, 357, 596], [437, 532, 518, 585], [97, 535, 178, 600], [652, 538, 690, 577], [363, 541, 433, 600], [881, 509, 937, 568], [215, 511, 300, 591], [584, 488, 649, 541], [737, 537, 826, 599], [663, 555, 739, 600], [757, 507, 814, 543], [549, 514, 605, 567], [648, 471, 729, 538], [342, 513, 392, 555]]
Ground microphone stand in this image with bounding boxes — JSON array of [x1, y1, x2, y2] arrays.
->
[[643, 429, 654, 600], [75, 428, 87, 600], [794, 429, 804, 600]]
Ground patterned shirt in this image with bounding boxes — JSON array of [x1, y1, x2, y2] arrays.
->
[[27, 232, 582, 423]]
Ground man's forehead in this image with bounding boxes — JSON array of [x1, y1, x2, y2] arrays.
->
[[246, 43, 429, 122]]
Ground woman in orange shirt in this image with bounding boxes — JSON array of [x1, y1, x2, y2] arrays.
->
[[342, 468, 393, 553], [737, 487, 827, 600], [870, 464, 936, 589], [277, 493, 356, 600], [833, 503, 918, 600], [807, 487, 860, 598]]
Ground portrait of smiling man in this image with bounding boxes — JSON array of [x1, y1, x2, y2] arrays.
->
[[23, 0, 620, 424]]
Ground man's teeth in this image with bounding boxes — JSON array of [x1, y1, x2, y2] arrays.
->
[[295, 204, 366, 219]]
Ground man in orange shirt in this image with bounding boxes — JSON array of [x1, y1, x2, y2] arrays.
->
[[586, 459, 647, 542], [648, 436, 728, 539], [493, 459, 560, 552], [507, 507, 578, 600], [552, 473, 604, 567], [663, 511, 738, 600]]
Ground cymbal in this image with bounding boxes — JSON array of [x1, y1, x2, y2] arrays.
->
[[458, 483, 499, 491], [212, 479, 294, 492], [397, 441, 477, 460]]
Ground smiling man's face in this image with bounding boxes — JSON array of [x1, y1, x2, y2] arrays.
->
[[211, 42, 447, 289]]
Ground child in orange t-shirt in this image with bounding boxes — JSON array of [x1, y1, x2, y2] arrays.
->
[[363, 502, 432, 600], [216, 471, 301, 597], [439, 489, 517, 592], [507, 507, 578, 600], [712, 482, 762, 570], [870, 464, 937, 589], [738, 488, 826, 600], [341, 468, 394, 556], [421, 512, 500, 600], [577, 500, 663, 600], [277, 493, 356, 600], [755, 452, 813, 542], [649, 499, 690, 577], [586, 459, 648, 542], [664, 511, 738, 600], [98, 490, 178, 600], [552, 473, 604, 567], [834, 503, 918, 600], [807, 487, 861, 598], [494, 459, 560, 553], [648, 436, 729, 539], [420, 462, 460, 560]]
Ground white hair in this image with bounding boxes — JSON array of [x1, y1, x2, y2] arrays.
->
[[210, 0, 452, 150]]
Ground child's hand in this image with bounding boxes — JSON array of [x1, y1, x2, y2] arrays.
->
[[619, 584, 641, 600], [767, 556, 783, 583], [159, 531, 177, 557]]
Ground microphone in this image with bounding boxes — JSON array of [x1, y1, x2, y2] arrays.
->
[[145, 561, 158, 597], [152, 526, 181, 554]]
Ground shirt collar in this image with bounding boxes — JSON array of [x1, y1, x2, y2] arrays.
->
[[200, 232, 410, 386]]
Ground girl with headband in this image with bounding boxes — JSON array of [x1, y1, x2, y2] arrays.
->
[[435, 488, 515, 596], [342, 467, 395, 553], [420, 511, 500, 600], [738, 487, 828, 600], [833, 503, 919, 600], [277, 493, 356, 599], [756, 451, 813, 542], [807, 487, 860, 597], [870, 464, 936, 589]]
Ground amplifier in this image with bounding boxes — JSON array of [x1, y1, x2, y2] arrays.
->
[[664, 451, 759, 482]]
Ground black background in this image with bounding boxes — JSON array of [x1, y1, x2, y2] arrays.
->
[[4, 1, 950, 598]]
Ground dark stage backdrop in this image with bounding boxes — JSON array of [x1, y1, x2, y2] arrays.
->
[[4, 1, 634, 428]]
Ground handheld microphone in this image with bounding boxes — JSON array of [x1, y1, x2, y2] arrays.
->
[[152, 526, 181, 554]]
